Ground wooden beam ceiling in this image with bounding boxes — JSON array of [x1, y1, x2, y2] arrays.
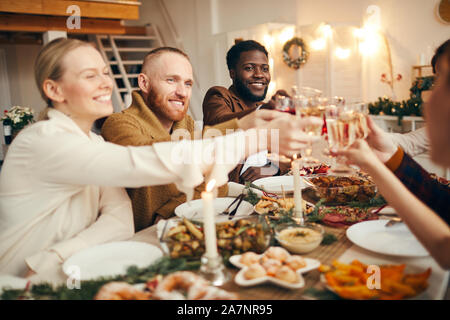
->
[[0, 13, 146, 35], [0, 0, 140, 20]]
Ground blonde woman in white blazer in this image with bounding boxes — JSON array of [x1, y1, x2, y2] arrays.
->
[[0, 38, 319, 278]]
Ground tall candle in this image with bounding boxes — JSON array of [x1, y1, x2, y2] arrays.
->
[[292, 157, 303, 220], [202, 180, 218, 259]]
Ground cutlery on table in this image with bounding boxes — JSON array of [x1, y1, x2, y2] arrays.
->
[[219, 193, 244, 216], [228, 194, 245, 220], [385, 217, 403, 227], [371, 204, 387, 215], [159, 219, 169, 241]]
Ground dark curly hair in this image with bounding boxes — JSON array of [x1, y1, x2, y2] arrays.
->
[[226, 40, 268, 71], [431, 39, 450, 74]]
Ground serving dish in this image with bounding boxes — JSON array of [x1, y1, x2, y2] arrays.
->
[[303, 174, 377, 204], [229, 249, 320, 289], [319, 260, 432, 300], [160, 216, 272, 259], [254, 197, 315, 216]]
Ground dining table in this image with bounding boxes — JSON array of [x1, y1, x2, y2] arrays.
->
[[133, 215, 450, 300], [0, 173, 438, 301], [27, 205, 449, 300]]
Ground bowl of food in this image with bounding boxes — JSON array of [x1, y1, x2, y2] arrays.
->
[[160, 216, 272, 259], [304, 174, 377, 204], [254, 197, 315, 216], [274, 223, 324, 254]]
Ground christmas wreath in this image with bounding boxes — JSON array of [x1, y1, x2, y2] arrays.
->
[[282, 37, 309, 69]]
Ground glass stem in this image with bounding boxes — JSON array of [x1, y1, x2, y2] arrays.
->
[[305, 141, 313, 158]]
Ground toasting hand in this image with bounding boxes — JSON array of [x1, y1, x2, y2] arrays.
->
[[239, 163, 280, 183], [259, 90, 291, 110]]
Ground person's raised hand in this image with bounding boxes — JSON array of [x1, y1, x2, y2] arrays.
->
[[259, 89, 291, 110], [239, 163, 279, 183], [365, 116, 398, 163], [238, 110, 322, 158], [334, 139, 382, 172], [265, 114, 322, 158], [237, 109, 285, 130]]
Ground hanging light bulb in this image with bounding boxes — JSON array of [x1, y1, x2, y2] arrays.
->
[[357, 5, 382, 56], [279, 27, 295, 44], [263, 34, 274, 49], [359, 32, 379, 56], [335, 47, 351, 59], [321, 24, 333, 38], [311, 38, 326, 51], [353, 28, 364, 39]]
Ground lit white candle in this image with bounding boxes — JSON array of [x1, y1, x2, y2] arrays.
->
[[292, 155, 303, 220], [202, 179, 219, 259]]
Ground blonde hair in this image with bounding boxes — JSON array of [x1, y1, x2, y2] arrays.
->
[[34, 38, 93, 120]]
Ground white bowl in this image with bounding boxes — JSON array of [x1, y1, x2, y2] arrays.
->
[[275, 223, 324, 254]]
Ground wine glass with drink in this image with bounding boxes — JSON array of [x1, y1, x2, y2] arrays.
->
[[293, 86, 324, 165], [325, 102, 369, 175]]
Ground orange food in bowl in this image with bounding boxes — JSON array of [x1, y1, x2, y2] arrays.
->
[[319, 259, 431, 300]]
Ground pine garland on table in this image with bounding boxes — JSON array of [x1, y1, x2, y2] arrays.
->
[[1, 256, 201, 300]]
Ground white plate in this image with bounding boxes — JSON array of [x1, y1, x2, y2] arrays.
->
[[229, 254, 320, 290], [373, 206, 397, 216], [253, 176, 308, 195], [174, 197, 254, 223], [0, 275, 28, 294], [62, 241, 163, 281], [346, 220, 429, 257]]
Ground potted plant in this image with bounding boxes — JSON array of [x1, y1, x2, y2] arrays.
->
[[2, 106, 35, 142]]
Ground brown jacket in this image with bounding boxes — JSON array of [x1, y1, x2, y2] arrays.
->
[[202, 85, 259, 126], [101, 91, 237, 231], [203, 86, 261, 182]]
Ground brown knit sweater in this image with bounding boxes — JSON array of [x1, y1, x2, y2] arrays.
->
[[101, 91, 238, 231]]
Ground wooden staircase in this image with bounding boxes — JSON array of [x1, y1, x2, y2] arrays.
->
[[95, 24, 164, 111]]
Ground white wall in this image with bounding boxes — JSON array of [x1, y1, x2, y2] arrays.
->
[[216, 0, 297, 33], [0, 44, 45, 119], [296, 0, 449, 101], [133, 0, 448, 118]]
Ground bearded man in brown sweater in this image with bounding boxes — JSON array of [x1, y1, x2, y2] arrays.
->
[[101, 47, 236, 231]]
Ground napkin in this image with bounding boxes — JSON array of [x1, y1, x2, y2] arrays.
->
[[227, 182, 264, 197]]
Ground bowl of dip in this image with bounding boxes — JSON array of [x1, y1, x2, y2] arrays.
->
[[275, 223, 324, 254]]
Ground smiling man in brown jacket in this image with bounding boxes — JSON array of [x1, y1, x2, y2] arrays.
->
[[101, 47, 234, 231], [203, 40, 289, 183]]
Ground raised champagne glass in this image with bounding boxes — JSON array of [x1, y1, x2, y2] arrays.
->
[[293, 86, 324, 166], [352, 102, 369, 139], [325, 103, 358, 175]]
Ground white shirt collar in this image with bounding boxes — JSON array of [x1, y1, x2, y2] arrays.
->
[[47, 108, 96, 140]]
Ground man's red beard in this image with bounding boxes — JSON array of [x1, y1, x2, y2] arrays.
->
[[145, 87, 189, 122]]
